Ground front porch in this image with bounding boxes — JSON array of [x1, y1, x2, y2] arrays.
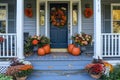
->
[[1, 0, 120, 79]]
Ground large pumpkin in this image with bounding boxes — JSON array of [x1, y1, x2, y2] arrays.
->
[[71, 47, 81, 56], [103, 62, 113, 72], [38, 48, 45, 56], [68, 44, 75, 53], [43, 44, 50, 54], [32, 39, 38, 45]]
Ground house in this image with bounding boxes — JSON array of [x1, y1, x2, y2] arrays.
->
[[0, 0, 120, 80]]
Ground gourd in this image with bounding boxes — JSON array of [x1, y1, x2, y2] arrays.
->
[[71, 47, 81, 56], [38, 48, 45, 56], [43, 44, 50, 54], [68, 44, 75, 53], [32, 39, 38, 45]]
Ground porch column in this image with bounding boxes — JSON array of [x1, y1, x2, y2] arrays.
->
[[16, 0, 24, 59], [93, 0, 102, 59]]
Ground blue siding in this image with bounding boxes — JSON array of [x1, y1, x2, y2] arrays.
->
[[24, 0, 36, 36]]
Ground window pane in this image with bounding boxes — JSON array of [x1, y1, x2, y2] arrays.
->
[[113, 21, 120, 33], [113, 6, 120, 20]]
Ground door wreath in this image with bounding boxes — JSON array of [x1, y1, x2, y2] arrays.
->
[[51, 8, 67, 27]]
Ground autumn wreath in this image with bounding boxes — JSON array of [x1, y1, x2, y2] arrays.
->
[[51, 9, 67, 27], [84, 8, 93, 18], [25, 4, 33, 18]]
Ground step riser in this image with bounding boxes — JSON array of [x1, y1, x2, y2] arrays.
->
[[27, 70, 94, 80], [30, 60, 91, 70]]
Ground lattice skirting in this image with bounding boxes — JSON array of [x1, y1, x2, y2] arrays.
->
[[0, 62, 10, 73]]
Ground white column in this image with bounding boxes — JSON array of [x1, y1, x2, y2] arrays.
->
[[70, 1, 73, 43], [78, 0, 82, 34], [16, 0, 24, 59], [36, 0, 40, 36], [93, 0, 102, 59], [45, 1, 48, 37]]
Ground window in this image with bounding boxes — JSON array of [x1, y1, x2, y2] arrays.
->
[[111, 4, 120, 33], [0, 3, 8, 33]]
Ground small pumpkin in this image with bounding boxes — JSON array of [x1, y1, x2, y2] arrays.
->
[[32, 39, 38, 45], [71, 47, 81, 56], [43, 44, 50, 54], [68, 44, 75, 53], [103, 62, 113, 72], [38, 48, 45, 56]]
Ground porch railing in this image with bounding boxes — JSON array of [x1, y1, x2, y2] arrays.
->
[[0, 33, 17, 58], [101, 33, 120, 57]]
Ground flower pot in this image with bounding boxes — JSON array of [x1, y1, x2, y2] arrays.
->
[[16, 76, 27, 80], [90, 73, 102, 79]]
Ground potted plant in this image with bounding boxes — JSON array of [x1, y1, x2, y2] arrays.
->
[[37, 36, 50, 56], [6, 58, 33, 80], [24, 36, 34, 57], [85, 57, 113, 79]]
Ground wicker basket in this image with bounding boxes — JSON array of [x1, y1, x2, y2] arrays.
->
[[90, 73, 102, 79], [16, 76, 27, 80]]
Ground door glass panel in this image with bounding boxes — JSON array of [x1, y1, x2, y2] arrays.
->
[[40, 3, 45, 26], [72, 3, 78, 26]]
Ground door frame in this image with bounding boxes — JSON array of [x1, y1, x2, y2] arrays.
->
[[36, 0, 82, 46]]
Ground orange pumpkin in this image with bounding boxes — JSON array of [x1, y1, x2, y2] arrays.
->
[[38, 48, 45, 56], [32, 39, 38, 45], [68, 44, 75, 53], [43, 44, 50, 54], [71, 47, 81, 56]]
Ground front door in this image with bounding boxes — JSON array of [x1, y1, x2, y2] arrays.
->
[[50, 3, 68, 48]]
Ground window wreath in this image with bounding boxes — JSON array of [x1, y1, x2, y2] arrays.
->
[[84, 8, 93, 18], [84, 3, 93, 18], [51, 8, 67, 27], [25, 4, 33, 18]]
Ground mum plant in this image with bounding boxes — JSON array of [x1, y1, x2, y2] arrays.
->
[[6, 58, 33, 79], [72, 33, 92, 46], [85, 57, 113, 79]]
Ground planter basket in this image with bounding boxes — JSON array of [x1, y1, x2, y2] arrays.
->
[[90, 73, 102, 79], [16, 76, 27, 80]]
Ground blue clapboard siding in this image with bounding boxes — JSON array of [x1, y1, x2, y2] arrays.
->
[[24, 0, 36, 36], [0, 0, 16, 33]]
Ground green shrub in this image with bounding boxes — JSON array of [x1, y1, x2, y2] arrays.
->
[[0, 74, 13, 80], [100, 64, 120, 80]]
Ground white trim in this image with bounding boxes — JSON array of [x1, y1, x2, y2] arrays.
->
[[78, 0, 82, 34], [45, 1, 48, 36], [16, 0, 24, 59], [93, 0, 102, 59], [70, 0, 73, 43], [107, 60, 120, 66], [111, 4, 120, 33], [36, 0, 40, 36]]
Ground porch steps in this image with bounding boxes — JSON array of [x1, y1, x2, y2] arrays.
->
[[25, 52, 94, 80]]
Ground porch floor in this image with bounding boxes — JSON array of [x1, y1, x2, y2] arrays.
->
[[25, 52, 93, 61]]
